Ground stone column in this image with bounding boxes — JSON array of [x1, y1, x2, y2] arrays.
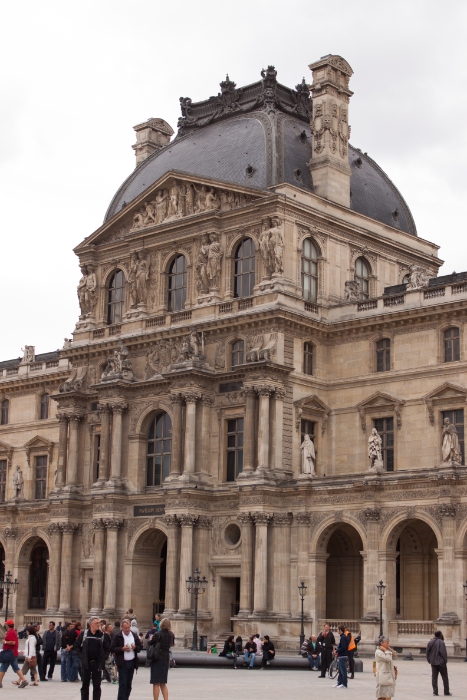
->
[[169, 394, 183, 478], [361, 509, 381, 618], [58, 523, 78, 613], [96, 404, 111, 483], [237, 513, 254, 614], [91, 519, 106, 613], [46, 523, 62, 612], [56, 413, 69, 488], [163, 515, 180, 614], [196, 516, 212, 611], [272, 513, 292, 615], [256, 387, 272, 471], [67, 413, 82, 486], [199, 396, 213, 475], [274, 388, 286, 472], [109, 404, 126, 484], [178, 514, 198, 613], [2, 528, 19, 615], [252, 512, 272, 614], [438, 505, 461, 620], [241, 388, 256, 474], [103, 519, 122, 614], [296, 513, 311, 614], [183, 393, 200, 475], [309, 553, 329, 635]]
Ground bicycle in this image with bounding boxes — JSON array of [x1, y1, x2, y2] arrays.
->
[[328, 655, 350, 679]]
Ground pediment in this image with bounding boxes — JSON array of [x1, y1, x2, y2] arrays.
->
[[423, 382, 467, 403], [76, 171, 267, 250], [294, 395, 331, 433], [24, 436, 54, 464], [0, 440, 13, 467], [357, 391, 404, 411]]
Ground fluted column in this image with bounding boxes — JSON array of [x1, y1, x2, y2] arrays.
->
[[67, 413, 82, 486], [237, 513, 254, 614], [46, 524, 62, 612], [197, 516, 212, 611], [183, 393, 200, 474], [2, 528, 19, 615], [272, 513, 292, 615], [178, 514, 198, 612], [58, 523, 78, 613], [56, 414, 69, 488], [438, 505, 460, 619], [241, 389, 256, 474], [362, 509, 381, 619], [103, 519, 123, 614], [109, 404, 126, 483], [91, 519, 106, 613], [296, 513, 311, 614], [199, 396, 213, 475], [274, 388, 285, 471], [256, 387, 272, 470], [96, 404, 111, 483], [163, 515, 180, 614], [169, 394, 183, 477], [252, 512, 272, 614]]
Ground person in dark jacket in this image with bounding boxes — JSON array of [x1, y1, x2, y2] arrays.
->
[[426, 631, 451, 697], [69, 622, 83, 682], [334, 624, 349, 689], [306, 635, 322, 671], [260, 636, 275, 669], [148, 618, 174, 700], [243, 637, 257, 668], [41, 621, 60, 680], [219, 635, 238, 668], [317, 623, 336, 678], [74, 616, 109, 700], [110, 619, 142, 700]]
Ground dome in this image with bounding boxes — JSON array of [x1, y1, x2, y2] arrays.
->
[[105, 71, 417, 236]]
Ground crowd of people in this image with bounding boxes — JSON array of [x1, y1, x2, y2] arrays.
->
[[219, 633, 275, 669]]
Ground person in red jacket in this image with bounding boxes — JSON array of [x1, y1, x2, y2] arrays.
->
[[0, 620, 29, 688]]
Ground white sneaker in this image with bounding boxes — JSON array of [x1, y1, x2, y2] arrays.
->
[[332, 683, 340, 687]]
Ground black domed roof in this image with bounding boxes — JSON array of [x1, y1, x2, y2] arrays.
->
[[105, 71, 416, 236]]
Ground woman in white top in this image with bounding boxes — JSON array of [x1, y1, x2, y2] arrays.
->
[[375, 635, 398, 699], [21, 626, 39, 685]]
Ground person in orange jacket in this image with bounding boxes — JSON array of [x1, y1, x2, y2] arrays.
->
[[345, 627, 356, 679]]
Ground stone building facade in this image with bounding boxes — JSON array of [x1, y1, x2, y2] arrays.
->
[[1, 55, 467, 653]]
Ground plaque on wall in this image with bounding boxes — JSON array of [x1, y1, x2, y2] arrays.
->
[[134, 504, 165, 517]]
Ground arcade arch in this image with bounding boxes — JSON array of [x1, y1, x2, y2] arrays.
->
[[325, 523, 364, 620], [131, 527, 167, 623]]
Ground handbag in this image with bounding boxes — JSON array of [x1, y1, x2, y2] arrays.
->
[[29, 655, 37, 666], [147, 639, 161, 662]]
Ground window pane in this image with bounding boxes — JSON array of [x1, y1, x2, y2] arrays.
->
[[147, 412, 172, 484], [234, 239, 256, 298]]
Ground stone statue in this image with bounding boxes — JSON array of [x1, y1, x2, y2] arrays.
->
[[20, 345, 35, 364], [101, 343, 135, 382], [183, 182, 195, 215], [128, 252, 138, 307], [78, 265, 88, 315], [155, 190, 168, 223], [63, 338, 72, 349], [143, 200, 156, 225], [13, 465, 24, 500], [196, 234, 210, 293], [206, 233, 223, 287], [300, 434, 316, 475], [344, 280, 362, 301], [135, 252, 150, 305], [133, 207, 146, 229], [368, 428, 383, 471], [273, 219, 285, 274], [205, 188, 220, 211], [406, 264, 430, 291], [85, 264, 98, 314], [441, 417, 461, 464], [259, 217, 284, 276], [167, 181, 182, 218], [194, 184, 209, 213]]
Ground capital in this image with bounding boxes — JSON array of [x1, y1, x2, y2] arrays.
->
[[103, 518, 123, 530], [56, 412, 69, 423], [436, 504, 457, 519], [4, 527, 19, 539], [251, 511, 273, 525], [273, 512, 293, 526], [255, 385, 274, 397], [69, 412, 84, 422], [183, 391, 202, 404], [170, 393, 184, 406], [364, 508, 381, 522], [163, 514, 179, 527], [197, 515, 213, 528], [237, 512, 253, 525], [178, 513, 199, 527], [274, 387, 286, 401], [97, 403, 111, 414], [92, 518, 106, 531], [296, 512, 312, 525], [110, 404, 127, 415], [46, 522, 62, 536], [60, 522, 78, 534]]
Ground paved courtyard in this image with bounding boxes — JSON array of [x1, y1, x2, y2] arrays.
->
[[1, 660, 465, 699]]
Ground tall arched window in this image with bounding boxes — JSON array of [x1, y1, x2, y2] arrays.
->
[[29, 543, 48, 609], [234, 238, 255, 298], [147, 412, 172, 486], [376, 338, 391, 372], [354, 257, 370, 299], [444, 327, 460, 362], [107, 269, 125, 325], [301, 238, 319, 302], [40, 394, 49, 420], [231, 340, 244, 367], [168, 255, 187, 312], [0, 399, 9, 426]]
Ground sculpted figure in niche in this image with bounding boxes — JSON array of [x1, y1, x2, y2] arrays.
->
[[344, 279, 362, 301], [368, 428, 383, 469], [101, 343, 134, 381], [442, 417, 461, 463], [78, 265, 88, 315], [85, 264, 98, 314], [194, 184, 209, 213], [13, 465, 24, 500], [143, 200, 156, 225], [205, 188, 220, 211], [155, 190, 168, 223], [206, 233, 223, 287], [135, 252, 150, 305], [300, 434, 316, 475], [259, 217, 284, 276], [183, 182, 195, 215], [167, 181, 183, 219], [406, 264, 430, 291], [128, 252, 138, 307], [196, 234, 210, 293]]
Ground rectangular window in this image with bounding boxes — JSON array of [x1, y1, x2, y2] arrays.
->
[[35, 455, 48, 499], [442, 409, 464, 465], [303, 343, 313, 375], [226, 418, 244, 482], [40, 395, 49, 420], [444, 328, 460, 362], [376, 339, 391, 372], [94, 434, 101, 482], [0, 460, 6, 503], [374, 417, 394, 471]]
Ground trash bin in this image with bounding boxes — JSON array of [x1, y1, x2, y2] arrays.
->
[[200, 635, 207, 652]]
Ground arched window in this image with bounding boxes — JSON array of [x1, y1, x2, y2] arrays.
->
[[0, 399, 9, 426], [376, 338, 391, 372], [168, 255, 187, 312], [107, 269, 125, 325], [29, 543, 48, 609], [444, 327, 460, 362], [402, 273, 410, 285], [303, 342, 314, 375], [40, 394, 49, 420], [231, 340, 244, 367], [301, 238, 319, 302], [147, 412, 172, 486], [234, 238, 255, 298], [354, 257, 370, 299]]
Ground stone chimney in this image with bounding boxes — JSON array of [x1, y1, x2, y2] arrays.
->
[[132, 118, 174, 167], [307, 55, 353, 207]]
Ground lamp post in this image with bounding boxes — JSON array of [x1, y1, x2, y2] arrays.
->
[[186, 567, 208, 651], [0, 570, 19, 622], [463, 580, 467, 662], [377, 580, 386, 638], [298, 581, 307, 654]]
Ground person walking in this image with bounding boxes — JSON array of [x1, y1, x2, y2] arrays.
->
[[243, 636, 257, 669], [110, 619, 142, 700], [317, 623, 335, 678], [69, 622, 83, 682], [344, 627, 356, 680], [426, 630, 451, 697], [111, 621, 121, 638], [130, 620, 140, 638], [32, 623, 43, 682], [60, 622, 73, 682], [260, 635, 275, 669], [148, 617, 174, 700], [0, 620, 29, 688], [306, 635, 322, 671], [375, 635, 398, 700], [219, 635, 238, 668], [102, 623, 117, 684], [74, 616, 109, 700], [21, 626, 39, 686], [41, 621, 60, 680], [333, 624, 349, 688]]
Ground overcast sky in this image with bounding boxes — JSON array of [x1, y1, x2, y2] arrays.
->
[[1, 0, 466, 360]]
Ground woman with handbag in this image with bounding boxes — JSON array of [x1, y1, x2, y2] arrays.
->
[[148, 618, 174, 700], [21, 626, 39, 685], [375, 635, 398, 699]]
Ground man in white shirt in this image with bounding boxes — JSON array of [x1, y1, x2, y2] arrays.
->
[[110, 619, 142, 700], [254, 634, 263, 656]]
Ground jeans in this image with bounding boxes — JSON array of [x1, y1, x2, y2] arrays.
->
[[347, 648, 355, 677], [61, 649, 69, 681], [42, 650, 57, 679], [243, 650, 255, 667], [337, 656, 348, 687], [308, 653, 320, 670], [69, 651, 80, 681], [431, 664, 449, 695], [117, 660, 135, 700], [225, 652, 238, 669], [80, 660, 102, 700]]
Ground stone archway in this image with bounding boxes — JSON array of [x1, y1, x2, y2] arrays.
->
[[325, 524, 364, 621], [15, 536, 50, 617], [131, 528, 167, 625]]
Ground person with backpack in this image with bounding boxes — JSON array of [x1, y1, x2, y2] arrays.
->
[[74, 616, 110, 700], [426, 630, 452, 697], [111, 619, 142, 700], [0, 620, 29, 688], [148, 617, 174, 700]]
